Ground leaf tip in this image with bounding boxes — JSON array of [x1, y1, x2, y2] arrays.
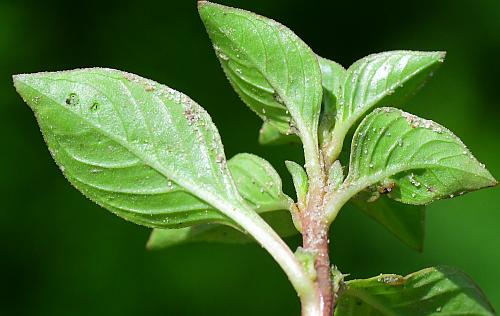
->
[[12, 73, 28, 89], [435, 51, 447, 62], [197, 0, 208, 8]]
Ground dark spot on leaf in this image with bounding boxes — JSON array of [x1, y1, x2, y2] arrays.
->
[[65, 93, 79, 106], [90, 102, 99, 112]]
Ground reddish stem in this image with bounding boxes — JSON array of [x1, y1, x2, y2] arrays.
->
[[301, 183, 334, 316]]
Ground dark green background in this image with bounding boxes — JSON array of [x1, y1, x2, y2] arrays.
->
[[1, 0, 499, 315]]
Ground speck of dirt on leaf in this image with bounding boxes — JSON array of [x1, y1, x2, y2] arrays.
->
[[184, 107, 197, 124], [377, 274, 406, 285], [273, 92, 283, 104], [409, 173, 421, 187], [216, 155, 225, 164]]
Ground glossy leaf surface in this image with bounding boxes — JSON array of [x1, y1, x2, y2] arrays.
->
[[335, 266, 495, 316]]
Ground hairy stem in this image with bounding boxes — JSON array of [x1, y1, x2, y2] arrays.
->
[[301, 182, 334, 316]]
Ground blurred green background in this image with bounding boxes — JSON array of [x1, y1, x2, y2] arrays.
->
[[1, 0, 499, 315]]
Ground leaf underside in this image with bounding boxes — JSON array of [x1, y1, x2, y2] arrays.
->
[[199, 1, 322, 144], [335, 266, 496, 316], [14, 68, 247, 229]]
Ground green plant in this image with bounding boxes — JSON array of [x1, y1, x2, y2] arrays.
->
[[13, 1, 497, 315]]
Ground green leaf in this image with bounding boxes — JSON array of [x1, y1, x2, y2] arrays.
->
[[326, 51, 445, 162], [147, 153, 298, 249], [258, 121, 300, 146], [350, 193, 425, 251], [285, 161, 309, 210], [335, 266, 496, 316], [198, 1, 322, 144], [317, 56, 346, 143], [14, 68, 251, 229], [228, 153, 292, 212], [342, 107, 496, 206], [328, 160, 344, 192]]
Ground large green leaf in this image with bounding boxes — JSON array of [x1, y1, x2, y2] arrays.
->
[[325, 51, 445, 162], [341, 107, 496, 206], [198, 1, 322, 145], [147, 153, 297, 249], [335, 266, 495, 315], [350, 193, 425, 251], [14, 68, 252, 229]]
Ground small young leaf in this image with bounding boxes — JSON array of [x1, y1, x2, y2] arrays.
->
[[350, 194, 425, 251], [328, 160, 344, 192], [335, 266, 495, 315], [258, 121, 300, 146], [228, 153, 292, 212], [147, 153, 297, 249], [13, 68, 251, 229], [285, 161, 309, 210], [198, 1, 322, 145], [341, 107, 496, 206], [318, 56, 346, 143], [326, 51, 445, 162]]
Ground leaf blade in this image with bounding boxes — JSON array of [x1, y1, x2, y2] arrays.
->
[[198, 1, 322, 143], [335, 266, 496, 316], [343, 107, 496, 206], [14, 68, 246, 228]]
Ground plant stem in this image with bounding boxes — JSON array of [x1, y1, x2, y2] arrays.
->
[[301, 181, 334, 316], [301, 131, 336, 315]]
